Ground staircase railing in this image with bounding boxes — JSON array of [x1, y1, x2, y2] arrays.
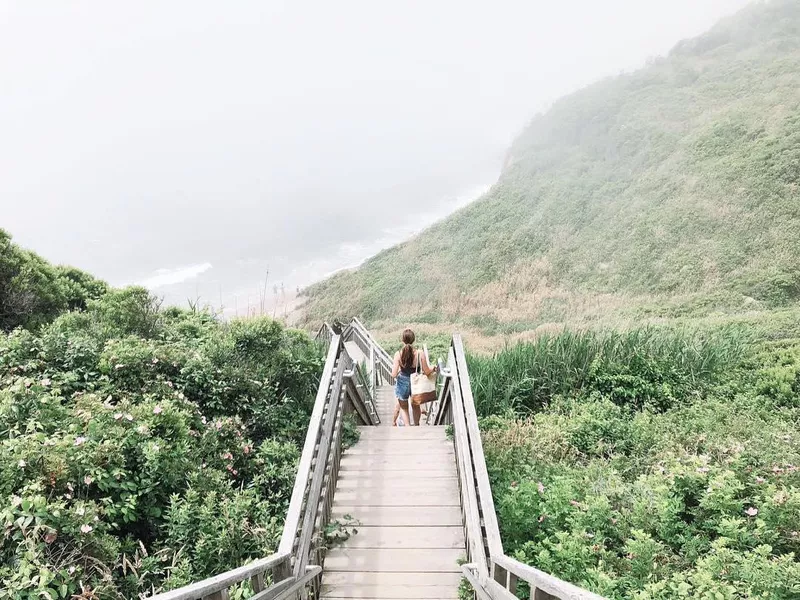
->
[[434, 335, 605, 600], [149, 333, 376, 600]]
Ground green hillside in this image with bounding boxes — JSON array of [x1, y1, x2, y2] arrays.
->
[[301, 0, 800, 336]]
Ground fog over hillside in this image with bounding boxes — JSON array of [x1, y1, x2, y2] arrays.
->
[[1, 0, 750, 311]]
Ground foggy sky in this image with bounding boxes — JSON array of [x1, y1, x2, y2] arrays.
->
[[0, 0, 752, 312]]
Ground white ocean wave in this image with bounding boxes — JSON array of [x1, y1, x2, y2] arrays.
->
[[137, 262, 213, 289]]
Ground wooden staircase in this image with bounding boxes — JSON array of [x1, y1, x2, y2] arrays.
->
[[150, 319, 604, 600], [322, 403, 463, 599]]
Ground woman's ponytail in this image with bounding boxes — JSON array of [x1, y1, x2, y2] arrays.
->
[[400, 328, 416, 370]]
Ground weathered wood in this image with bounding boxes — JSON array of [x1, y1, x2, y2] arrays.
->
[[331, 505, 463, 527], [493, 555, 606, 600], [333, 488, 460, 506], [448, 346, 487, 575], [339, 526, 465, 549], [279, 336, 341, 555], [295, 356, 347, 577], [344, 377, 371, 425], [453, 334, 504, 564], [320, 584, 460, 598], [336, 477, 459, 491], [324, 548, 462, 572], [321, 572, 463, 586], [271, 566, 323, 600], [148, 553, 290, 600]]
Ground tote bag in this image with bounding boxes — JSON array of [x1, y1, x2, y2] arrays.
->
[[410, 348, 437, 405]]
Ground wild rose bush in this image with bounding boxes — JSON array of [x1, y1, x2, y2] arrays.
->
[[0, 288, 322, 598], [480, 338, 800, 599]]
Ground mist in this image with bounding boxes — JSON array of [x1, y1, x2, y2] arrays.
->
[[0, 0, 752, 314]]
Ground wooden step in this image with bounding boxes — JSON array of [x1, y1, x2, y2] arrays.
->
[[339, 456, 455, 471], [333, 488, 460, 506], [336, 478, 459, 491], [331, 506, 462, 527], [337, 469, 457, 479], [321, 585, 458, 599], [321, 572, 463, 587], [324, 548, 462, 573], [338, 526, 464, 549]]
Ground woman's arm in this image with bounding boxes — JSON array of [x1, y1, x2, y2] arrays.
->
[[391, 351, 401, 378], [419, 349, 436, 376]]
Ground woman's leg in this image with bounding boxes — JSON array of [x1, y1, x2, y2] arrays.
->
[[411, 402, 422, 426], [392, 401, 401, 426], [398, 399, 410, 428]]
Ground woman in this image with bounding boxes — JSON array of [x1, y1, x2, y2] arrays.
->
[[391, 328, 436, 426]]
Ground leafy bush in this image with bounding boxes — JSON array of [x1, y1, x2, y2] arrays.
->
[[479, 330, 800, 599], [0, 287, 323, 598], [0, 229, 108, 332]]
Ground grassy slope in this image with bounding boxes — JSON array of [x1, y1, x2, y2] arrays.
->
[[300, 0, 800, 338]]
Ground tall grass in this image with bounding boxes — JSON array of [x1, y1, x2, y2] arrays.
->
[[467, 326, 748, 416]]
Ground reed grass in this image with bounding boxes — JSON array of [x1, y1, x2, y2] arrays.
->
[[466, 326, 747, 415]]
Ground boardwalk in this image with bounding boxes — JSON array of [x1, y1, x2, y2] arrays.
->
[[151, 320, 604, 600], [322, 385, 463, 599]]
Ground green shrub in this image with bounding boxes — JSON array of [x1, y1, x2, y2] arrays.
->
[[0, 288, 323, 597]]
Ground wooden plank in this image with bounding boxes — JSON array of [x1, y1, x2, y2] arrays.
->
[[345, 439, 453, 450], [336, 478, 459, 491], [493, 555, 606, 600], [294, 356, 347, 577], [453, 334, 504, 561], [148, 553, 290, 600], [321, 572, 462, 586], [279, 335, 341, 554], [339, 456, 455, 472], [324, 549, 462, 573], [337, 469, 457, 480], [343, 448, 455, 457], [331, 506, 462, 527], [341, 526, 464, 549], [333, 488, 460, 506], [321, 587, 458, 599], [448, 345, 487, 574]]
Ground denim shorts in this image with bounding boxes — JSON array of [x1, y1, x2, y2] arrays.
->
[[395, 373, 411, 401]]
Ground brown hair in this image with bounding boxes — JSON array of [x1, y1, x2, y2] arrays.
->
[[400, 328, 416, 371]]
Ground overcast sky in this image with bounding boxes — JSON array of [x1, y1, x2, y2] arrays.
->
[[0, 0, 751, 313]]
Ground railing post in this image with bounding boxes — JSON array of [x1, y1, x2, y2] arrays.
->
[[369, 343, 376, 399]]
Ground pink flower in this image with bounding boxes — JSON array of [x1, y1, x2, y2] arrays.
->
[[17, 459, 26, 468], [74, 437, 86, 446], [537, 481, 545, 494], [570, 500, 580, 507], [84, 475, 93, 485], [153, 405, 163, 414], [243, 445, 251, 455], [152, 358, 159, 364], [756, 476, 765, 484], [80, 524, 93, 534], [44, 531, 57, 544], [76, 507, 85, 516], [745, 507, 758, 517], [41, 378, 51, 387]]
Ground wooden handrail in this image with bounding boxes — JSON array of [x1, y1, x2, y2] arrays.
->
[[150, 320, 604, 600], [150, 333, 358, 600], [443, 335, 607, 600], [148, 552, 291, 600]]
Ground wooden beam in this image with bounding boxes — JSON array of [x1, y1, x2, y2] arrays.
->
[[148, 553, 290, 600], [279, 335, 341, 555], [453, 334, 504, 561]]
